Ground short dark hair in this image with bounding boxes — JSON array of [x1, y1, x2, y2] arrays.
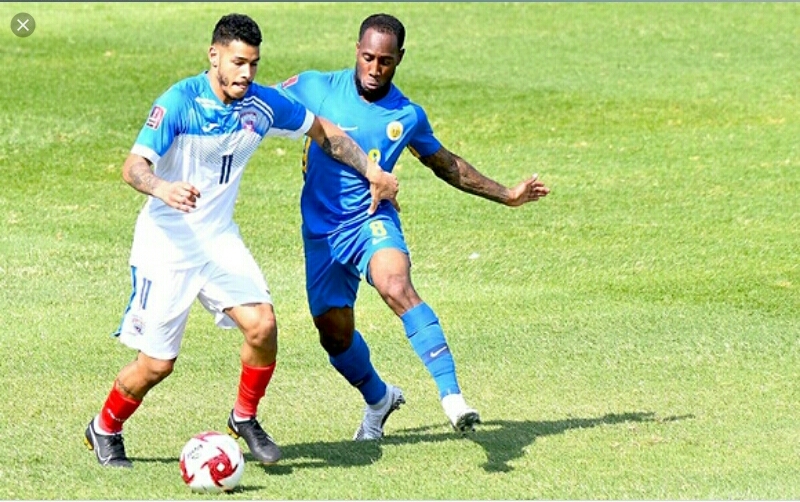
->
[[359, 14, 405, 50], [212, 14, 262, 47]]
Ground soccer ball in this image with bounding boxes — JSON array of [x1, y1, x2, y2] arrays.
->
[[179, 431, 245, 493]]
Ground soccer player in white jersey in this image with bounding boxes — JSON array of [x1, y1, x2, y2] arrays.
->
[[275, 14, 550, 440], [83, 13, 399, 468]]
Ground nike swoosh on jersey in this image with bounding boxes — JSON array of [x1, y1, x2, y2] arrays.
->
[[429, 347, 449, 358], [371, 236, 389, 245], [336, 124, 359, 132]]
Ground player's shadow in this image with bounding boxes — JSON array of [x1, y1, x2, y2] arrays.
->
[[127, 456, 175, 464], [259, 411, 693, 475]]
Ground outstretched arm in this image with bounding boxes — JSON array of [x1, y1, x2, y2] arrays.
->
[[417, 146, 549, 206], [306, 116, 400, 214]]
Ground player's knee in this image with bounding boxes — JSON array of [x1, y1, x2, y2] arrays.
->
[[314, 309, 354, 356], [319, 330, 353, 356], [140, 357, 175, 384], [243, 312, 278, 351], [377, 274, 418, 313], [313, 309, 353, 332]]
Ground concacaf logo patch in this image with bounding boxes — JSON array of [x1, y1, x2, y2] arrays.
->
[[281, 75, 299, 88], [146, 105, 166, 130], [386, 121, 403, 141]]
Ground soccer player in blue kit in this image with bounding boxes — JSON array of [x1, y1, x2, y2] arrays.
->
[[83, 14, 399, 468], [276, 13, 550, 440]]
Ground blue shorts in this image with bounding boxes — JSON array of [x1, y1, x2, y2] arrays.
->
[[303, 211, 408, 317]]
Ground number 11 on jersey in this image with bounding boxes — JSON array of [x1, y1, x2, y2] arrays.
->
[[220, 154, 233, 184]]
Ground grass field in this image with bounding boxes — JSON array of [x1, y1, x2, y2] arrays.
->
[[0, 2, 798, 500]]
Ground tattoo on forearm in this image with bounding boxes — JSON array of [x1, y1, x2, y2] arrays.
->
[[424, 150, 460, 185], [321, 135, 370, 176], [422, 149, 508, 204], [127, 160, 162, 196]]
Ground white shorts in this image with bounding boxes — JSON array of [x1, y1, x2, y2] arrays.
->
[[115, 232, 272, 360]]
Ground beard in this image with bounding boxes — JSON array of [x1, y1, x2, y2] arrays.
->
[[354, 67, 391, 102], [217, 73, 248, 102]]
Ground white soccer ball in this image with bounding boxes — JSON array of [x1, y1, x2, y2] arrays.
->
[[179, 431, 245, 493]]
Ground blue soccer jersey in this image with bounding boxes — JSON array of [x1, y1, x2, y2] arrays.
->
[[276, 69, 442, 238], [130, 71, 313, 268]]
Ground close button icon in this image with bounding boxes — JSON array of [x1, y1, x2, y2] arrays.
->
[[11, 13, 36, 38]]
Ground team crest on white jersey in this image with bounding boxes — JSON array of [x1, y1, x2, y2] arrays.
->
[[386, 121, 403, 141], [238, 97, 275, 134], [240, 110, 258, 132], [131, 314, 145, 335]]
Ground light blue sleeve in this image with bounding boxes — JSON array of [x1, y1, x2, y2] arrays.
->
[[274, 71, 331, 115], [408, 104, 442, 158], [252, 85, 314, 138], [131, 87, 187, 162]]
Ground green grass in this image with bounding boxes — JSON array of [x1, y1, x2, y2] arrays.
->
[[0, 2, 799, 499]]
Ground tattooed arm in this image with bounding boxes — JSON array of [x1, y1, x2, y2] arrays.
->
[[122, 153, 200, 213], [122, 154, 164, 196], [306, 116, 400, 214], [417, 146, 549, 207]]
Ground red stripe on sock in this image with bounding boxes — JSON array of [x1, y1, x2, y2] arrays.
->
[[99, 384, 142, 434], [234, 362, 276, 419]]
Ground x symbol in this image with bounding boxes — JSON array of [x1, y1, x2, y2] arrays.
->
[[10, 13, 35, 37]]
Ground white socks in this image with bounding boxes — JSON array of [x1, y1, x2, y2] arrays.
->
[[232, 411, 252, 423], [92, 415, 114, 436], [441, 393, 469, 421]]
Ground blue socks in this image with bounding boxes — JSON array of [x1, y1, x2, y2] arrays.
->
[[329, 330, 387, 405], [401, 302, 460, 398], [330, 303, 460, 404]]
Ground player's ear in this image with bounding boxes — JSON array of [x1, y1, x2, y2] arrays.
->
[[397, 48, 405, 66], [208, 45, 219, 68]]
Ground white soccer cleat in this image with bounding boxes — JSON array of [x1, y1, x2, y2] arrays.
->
[[353, 384, 405, 441], [442, 393, 482, 432]]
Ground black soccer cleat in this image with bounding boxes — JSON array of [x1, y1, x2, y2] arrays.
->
[[84, 419, 133, 468], [227, 411, 282, 464], [452, 409, 482, 433]]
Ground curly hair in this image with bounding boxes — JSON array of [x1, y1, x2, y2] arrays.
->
[[359, 13, 405, 50], [212, 13, 262, 47]]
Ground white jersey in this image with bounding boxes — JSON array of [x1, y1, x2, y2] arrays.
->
[[129, 71, 314, 268]]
